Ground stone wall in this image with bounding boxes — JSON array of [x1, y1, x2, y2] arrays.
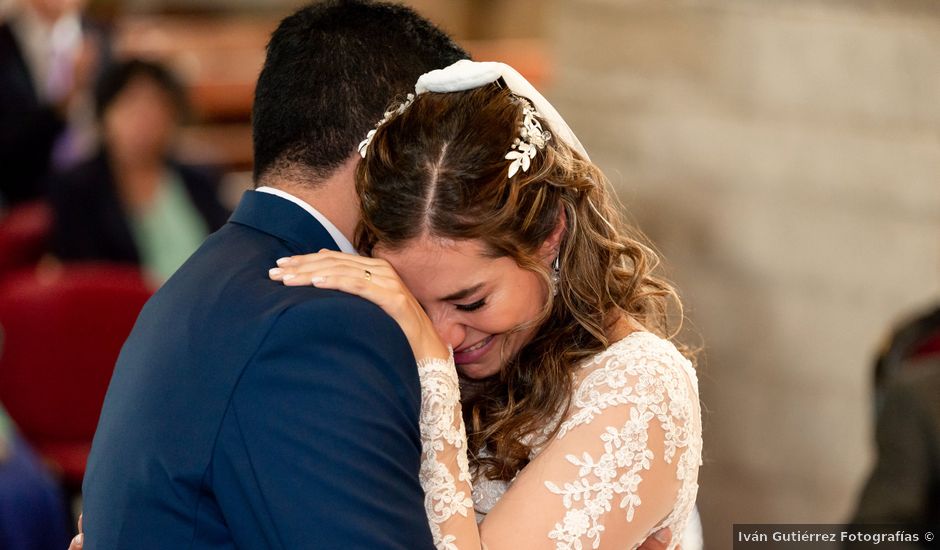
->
[[547, 0, 940, 546]]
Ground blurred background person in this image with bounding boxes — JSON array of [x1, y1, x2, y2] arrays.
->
[[49, 58, 230, 283], [0, 0, 106, 207], [850, 304, 940, 526], [851, 362, 940, 525]]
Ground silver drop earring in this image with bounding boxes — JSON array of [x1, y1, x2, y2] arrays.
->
[[551, 255, 561, 296]]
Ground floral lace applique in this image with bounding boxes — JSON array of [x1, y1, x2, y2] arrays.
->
[[545, 332, 701, 550], [417, 353, 474, 549], [469, 332, 701, 550], [423, 333, 702, 550]]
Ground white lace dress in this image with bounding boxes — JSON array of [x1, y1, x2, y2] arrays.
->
[[417, 331, 702, 550]]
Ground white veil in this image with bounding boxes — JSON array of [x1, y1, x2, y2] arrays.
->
[[414, 60, 590, 161]]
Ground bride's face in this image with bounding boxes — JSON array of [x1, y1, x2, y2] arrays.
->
[[375, 236, 549, 379]]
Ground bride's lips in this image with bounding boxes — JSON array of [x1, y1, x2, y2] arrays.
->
[[453, 334, 496, 365]]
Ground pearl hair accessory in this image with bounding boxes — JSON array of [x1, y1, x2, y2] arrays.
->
[[357, 93, 415, 158]]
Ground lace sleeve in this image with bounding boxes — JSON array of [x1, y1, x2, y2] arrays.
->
[[416, 353, 481, 549], [477, 334, 701, 550], [415, 334, 702, 550]]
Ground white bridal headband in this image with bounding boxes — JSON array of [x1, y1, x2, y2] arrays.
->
[[358, 59, 590, 177]]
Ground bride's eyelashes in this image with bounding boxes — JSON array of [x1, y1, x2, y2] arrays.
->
[[455, 298, 487, 312]]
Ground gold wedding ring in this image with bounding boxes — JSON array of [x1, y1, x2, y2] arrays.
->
[[363, 269, 373, 281]]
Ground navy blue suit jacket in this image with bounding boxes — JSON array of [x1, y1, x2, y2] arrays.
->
[[82, 190, 435, 549]]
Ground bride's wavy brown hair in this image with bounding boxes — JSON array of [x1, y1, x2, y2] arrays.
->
[[355, 83, 688, 482]]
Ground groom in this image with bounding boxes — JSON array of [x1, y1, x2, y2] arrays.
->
[[79, 1, 676, 549], [81, 2, 463, 548]]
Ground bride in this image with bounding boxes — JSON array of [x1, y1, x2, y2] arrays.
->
[[271, 60, 702, 550]]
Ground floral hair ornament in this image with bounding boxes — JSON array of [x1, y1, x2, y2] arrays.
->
[[505, 102, 551, 178], [358, 60, 590, 176], [415, 60, 590, 177]]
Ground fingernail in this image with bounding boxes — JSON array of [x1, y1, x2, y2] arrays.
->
[[276, 257, 293, 266], [282, 273, 295, 281], [311, 276, 325, 285], [73, 534, 83, 547], [653, 528, 670, 543], [269, 268, 283, 277]]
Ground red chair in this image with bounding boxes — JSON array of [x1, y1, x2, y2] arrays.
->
[[0, 263, 153, 490], [0, 200, 52, 279]]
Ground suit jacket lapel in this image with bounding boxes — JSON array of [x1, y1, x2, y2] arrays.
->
[[228, 190, 344, 255], [0, 22, 40, 108]]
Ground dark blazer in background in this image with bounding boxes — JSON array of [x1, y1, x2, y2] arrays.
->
[[49, 151, 231, 264], [852, 358, 940, 525], [82, 191, 435, 549], [0, 22, 65, 205]]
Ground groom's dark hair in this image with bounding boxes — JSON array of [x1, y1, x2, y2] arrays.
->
[[252, 0, 468, 185]]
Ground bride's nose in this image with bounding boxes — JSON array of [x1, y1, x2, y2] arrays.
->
[[432, 316, 466, 350]]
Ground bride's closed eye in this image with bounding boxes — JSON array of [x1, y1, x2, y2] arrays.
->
[[455, 298, 487, 312]]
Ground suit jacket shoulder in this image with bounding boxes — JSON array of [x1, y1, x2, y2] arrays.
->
[[208, 291, 430, 548], [83, 191, 434, 549]]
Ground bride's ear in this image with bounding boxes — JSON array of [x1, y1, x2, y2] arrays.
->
[[539, 207, 568, 263]]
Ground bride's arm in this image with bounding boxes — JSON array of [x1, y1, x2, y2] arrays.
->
[[478, 382, 688, 549], [417, 348, 698, 550], [415, 354, 482, 549]]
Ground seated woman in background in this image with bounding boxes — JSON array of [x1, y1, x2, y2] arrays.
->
[[49, 59, 230, 282]]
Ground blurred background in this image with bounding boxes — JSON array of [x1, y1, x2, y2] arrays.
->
[[0, 0, 938, 548]]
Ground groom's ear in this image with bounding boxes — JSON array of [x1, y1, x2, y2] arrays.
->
[[539, 206, 568, 261]]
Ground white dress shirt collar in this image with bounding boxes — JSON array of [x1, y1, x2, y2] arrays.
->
[[254, 186, 357, 255]]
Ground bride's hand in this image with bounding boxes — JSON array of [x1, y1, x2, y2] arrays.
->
[[269, 250, 450, 361]]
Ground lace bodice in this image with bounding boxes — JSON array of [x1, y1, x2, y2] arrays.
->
[[417, 331, 702, 550]]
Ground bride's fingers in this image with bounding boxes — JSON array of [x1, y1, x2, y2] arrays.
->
[[274, 252, 318, 267], [270, 254, 392, 282], [284, 257, 390, 276], [280, 264, 399, 290], [304, 270, 409, 317], [276, 249, 385, 268], [287, 259, 442, 358], [273, 260, 395, 284]]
